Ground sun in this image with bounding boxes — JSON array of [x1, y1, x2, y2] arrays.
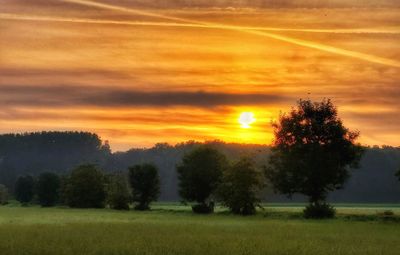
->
[[238, 112, 256, 128]]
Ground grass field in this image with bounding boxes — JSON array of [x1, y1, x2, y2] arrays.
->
[[1, 203, 400, 255]]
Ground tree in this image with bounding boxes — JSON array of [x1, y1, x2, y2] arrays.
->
[[106, 173, 131, 210], [128, 164, 160, 210], [396, 168, 400, 181], [65, 164, 106, 208], [266, 99, 364, 218], [0, 184, 9, 205], [177, 146, 227, 213], [14, 175, 35, 205], [218, 157, 264, 215], [37, 172, 60, 207]]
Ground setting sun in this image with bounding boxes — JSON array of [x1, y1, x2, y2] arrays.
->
[[239, 112, 256, 128]]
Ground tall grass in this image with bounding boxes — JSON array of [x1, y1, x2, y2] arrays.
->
[[0, 205, 399, 255]]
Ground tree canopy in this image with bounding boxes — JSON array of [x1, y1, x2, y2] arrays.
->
[[266, 99, 364, 216], [177, 146, 228, 213], [218, 157, 264, 215], [106, 173, 131, 210], [129, 164, 160, 210], [14, 175, 35, 205], [0, 184, 8, 205], [37, 172, 60, 207], [65, 164, 106, 208]]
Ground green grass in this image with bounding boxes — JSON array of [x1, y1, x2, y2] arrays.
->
[[1, 204, 400, 255]]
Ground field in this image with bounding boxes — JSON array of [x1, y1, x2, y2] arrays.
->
[[1, 203, 400, 255]]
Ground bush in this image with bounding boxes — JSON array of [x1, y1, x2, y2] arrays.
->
[[218, 157, 264, 215], [37, 172, 60, 207], [14, 175, 35, 205], [106, 174, 130, 210], [192, 203, 214, 214], [303, 203, 336, 219], [65, 164, 106, 208], [129, 164, 160, 210], [377, 210, 395, 220], [177, 146, 227, 213], [0, 184, 9, 205]]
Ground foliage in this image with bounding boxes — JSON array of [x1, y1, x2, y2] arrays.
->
[[191, 203, 215, 213], [396, 168, 400, 181], [177, 146, 228, 213], [106, 173, 131, 210], [37, 172, 60, 207], [0, 131, 110, 190], [65, 164, 106, 208], [1, 131, 399, 203], [218, 157, 264, 215], [129, 164, 160, 210], [14, 175, 35, 205], [303, 203, 336, 219], [0, 184, 8, 205], [266, 99, 364, 216]]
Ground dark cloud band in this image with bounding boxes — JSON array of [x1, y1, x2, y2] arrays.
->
[[0, 85, 289, 108]]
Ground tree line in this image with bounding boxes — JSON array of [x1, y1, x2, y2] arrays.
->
[[0, 99, 399, 218], [6, 163, 161, 211]]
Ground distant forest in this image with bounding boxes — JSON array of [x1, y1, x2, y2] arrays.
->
[[0, 132, 399, 203]]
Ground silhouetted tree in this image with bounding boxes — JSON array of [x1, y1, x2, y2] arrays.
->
[[177, 146, 227, 213], [0, 184, 8, 205], [14, 175, 35, 205], [396, 168, 400, 181], [129, 164, 160, 210], [107, 173, 131, 210], [266, 99, 364, 218], [65, 164, 106, 208], [37, 172, 60, 207], [218, 157, 264, 215]]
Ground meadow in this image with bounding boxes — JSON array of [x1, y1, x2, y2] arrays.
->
[[1, 203, 400, 255]]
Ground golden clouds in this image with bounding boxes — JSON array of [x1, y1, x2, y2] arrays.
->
[[0, 0, 399, 149]]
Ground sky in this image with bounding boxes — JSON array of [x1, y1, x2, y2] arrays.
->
[[0, 0, 399, 151]]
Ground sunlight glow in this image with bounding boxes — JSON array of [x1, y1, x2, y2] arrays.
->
[[239, 112, 256, 129]]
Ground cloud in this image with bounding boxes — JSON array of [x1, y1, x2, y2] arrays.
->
[[0, 85, 289, 108], [3, 13, 400, 35], [59, 0, 400, 68]]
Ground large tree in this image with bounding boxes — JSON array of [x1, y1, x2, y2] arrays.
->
[[65, 164, 106, 208], [266, 99, 364, 218], [218, 157, 265, 215], [14, 175, 35, 205], [128, 164, 160, 210], [177, 146, 227, 213], [37, 172, 60, 207]]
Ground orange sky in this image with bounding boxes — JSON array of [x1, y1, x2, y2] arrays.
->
[[0, 0, 399, 151]]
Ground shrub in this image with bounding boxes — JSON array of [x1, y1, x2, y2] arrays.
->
[[303, 203, 336, 219], [177, 146, 227, 213], [65, 164, 106, 208], [129, 164, 160, 210], [106, 174, 131, 210], [192, 203, 214, 214], [37, 172, 60, 207], [14, 175, 35, 205], [0, 184, 9, 205]]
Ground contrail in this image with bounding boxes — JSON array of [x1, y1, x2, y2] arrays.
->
[[61, 0, 201, 24], [59, 0, 400, 68], [2, 13, 400, 35]]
